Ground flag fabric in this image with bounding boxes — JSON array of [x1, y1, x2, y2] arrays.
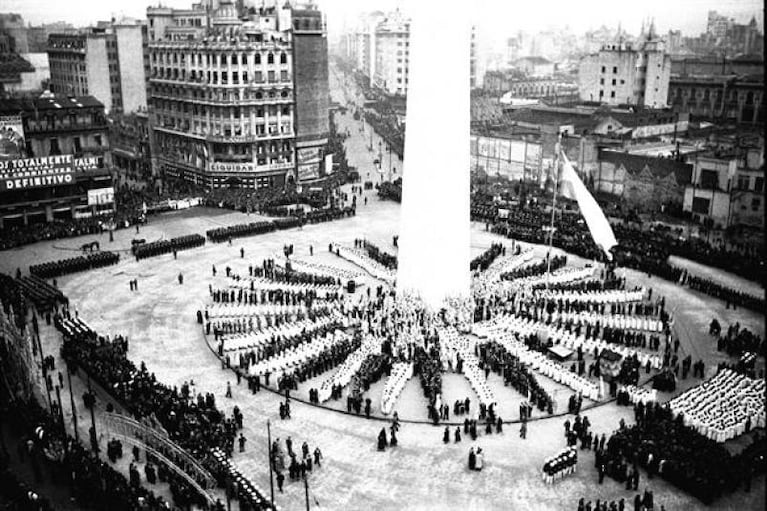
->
[[558, 151, 618, 259]]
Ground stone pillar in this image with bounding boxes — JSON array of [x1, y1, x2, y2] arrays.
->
[[396, 1, 471, 309]]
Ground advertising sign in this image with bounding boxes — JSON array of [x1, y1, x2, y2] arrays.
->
[[324, 153, 334, 175], [632, 120, 689, 139], [509, 140, 526, 162], [525, 143, 542, 168], [0, 115, 25, 160], [88, 187, 115, 206], [210, 162, 257, 173], [0, 155, 74, 191], [298, 162, 320, 181], [297, 147, 322, 165]]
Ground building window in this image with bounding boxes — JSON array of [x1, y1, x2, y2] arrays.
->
[[280, 52, 287, 64], [599, 90, 604, 98], [700, 169, 718, 189], [612, 66, 617, 74], [599, 78, 604, 85], [610, 91, 615, 98], [267, 53, 274, 64], [611, 79, 616, 86], [755, 177, 764, 193], [601, 66, 605, 73], [752, 198, 761, 211]]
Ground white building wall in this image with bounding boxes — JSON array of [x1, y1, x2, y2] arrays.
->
[[115, 24, 148, 113], [85, 37, 112, 112]]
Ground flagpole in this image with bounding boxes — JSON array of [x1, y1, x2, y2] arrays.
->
[[546, 133, 563, 289]]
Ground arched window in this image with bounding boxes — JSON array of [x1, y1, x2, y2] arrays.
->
[[280, 52, 287, 64], [267, 53, 274, 64]]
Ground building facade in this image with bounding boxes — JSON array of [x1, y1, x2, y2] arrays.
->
[[594, 150, 692, 213], [668, 75, 764, 125], [47, 19, 148, 114], [0, 14, 28, 54], [578, 31, 671, 108], [373, 10, 410, 97], [109, 111, 152, 186], [147, 0, 328, 189], [0, 94, 112, 228], [683, 147, 764, 229]]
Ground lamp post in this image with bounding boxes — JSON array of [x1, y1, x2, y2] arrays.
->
[[267, 420, 275, 505], [303, 471, 310, 511], [65, 363, 79, 442], [87, 375, 98, 453]]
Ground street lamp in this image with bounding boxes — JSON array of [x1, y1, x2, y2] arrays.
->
[[65, 362, 79, 442], [267, 420, 275, 505]]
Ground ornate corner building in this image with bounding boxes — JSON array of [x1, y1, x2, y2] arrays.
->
[[146, 0, 329, 190]]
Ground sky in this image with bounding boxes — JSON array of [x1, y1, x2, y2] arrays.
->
[[3, 0, 763, 38]]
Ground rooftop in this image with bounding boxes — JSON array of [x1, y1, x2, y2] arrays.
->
[[0, 94, 104, 115]]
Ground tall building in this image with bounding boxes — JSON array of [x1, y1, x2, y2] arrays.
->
[[344, 11, 384, 84], [373, 10, 410, 97], [577, 25, 671, 108], [291, 6, 330, 183], [0, 14, 29, 54], [26, 22, 75, 53], [47, 19, 148, 114], [146, 0, 329, 189], [707, 11, 733, 40]]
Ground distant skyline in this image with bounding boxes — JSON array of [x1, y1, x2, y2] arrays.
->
[[2, 0, 763, 38]]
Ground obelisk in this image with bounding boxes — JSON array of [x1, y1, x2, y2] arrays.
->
[[396, 3, 471, 309]]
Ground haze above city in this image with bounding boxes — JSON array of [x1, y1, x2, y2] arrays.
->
[[4, 0, 763, 36]]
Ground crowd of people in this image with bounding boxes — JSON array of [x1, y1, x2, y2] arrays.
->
[[715, 323, 764, 358], [575, 491, 662, 511], [50, 306, 270, 508], [601, 400, 766, 504], [377, 179, 402, 202], [681, 271, 765, 312], [269, 436, 324, 491], [501, 255, 567, 281], [472, 198, 764, 285], [542, 447, 578, 484], [29, 251, 120, 279], [470, 243, 504, 273], [479, 341, 554, 413], [354, 238, 397, 270], [133, 234, 205, 260]]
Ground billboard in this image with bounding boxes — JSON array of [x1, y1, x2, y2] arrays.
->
[[209, 162, 257, 173], [297, 147, 322, 165], [0, 155, 74, 191], [0, 115, 25, 160], [298, 162, 320, 181], [88, 187, 115, 206]]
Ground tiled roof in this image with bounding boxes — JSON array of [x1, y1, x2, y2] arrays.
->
[[599, 150, 693, 185]]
